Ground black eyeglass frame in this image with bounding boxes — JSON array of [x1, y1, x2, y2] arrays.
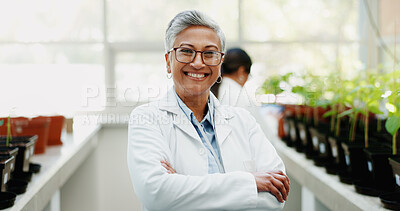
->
[[168, 47, 225, 66]]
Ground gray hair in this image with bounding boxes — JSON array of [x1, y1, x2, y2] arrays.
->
[[165, 10, 226, 53]]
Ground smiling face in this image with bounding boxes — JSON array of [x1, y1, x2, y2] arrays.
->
[[165, 26, 222, 101]]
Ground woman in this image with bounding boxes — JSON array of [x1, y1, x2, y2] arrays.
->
[[211, 48, 253, 108], [127, 10, 289, 211]]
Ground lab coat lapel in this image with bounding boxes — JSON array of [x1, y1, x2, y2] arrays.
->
[[212, 94, 233, 145], [159, 88, 201, 142]]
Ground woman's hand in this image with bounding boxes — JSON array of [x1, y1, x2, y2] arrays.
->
[[251, 170, 290, 203], [161, 160, 176, 174]]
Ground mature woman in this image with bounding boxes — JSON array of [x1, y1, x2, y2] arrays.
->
[[127, 10, 289, 211]]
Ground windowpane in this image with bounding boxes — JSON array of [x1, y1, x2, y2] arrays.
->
[[242, 0, 359, 41], [107, 0, 239, 42], [0, 0, 103, 42], [115, 52, 172, 104], [242, 43, 360, 96], [0, 44, 103, 64], [0, 45, 104, 116]]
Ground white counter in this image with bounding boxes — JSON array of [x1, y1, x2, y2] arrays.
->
[[5, 124, 101, 211], [3, 109, 391, 211]]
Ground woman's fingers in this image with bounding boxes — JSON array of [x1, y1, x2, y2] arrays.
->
[[270, 173, 290, 198], [269, 175, 288, 201], [252, 171, 290, 203], [160, 160, 176, 174]]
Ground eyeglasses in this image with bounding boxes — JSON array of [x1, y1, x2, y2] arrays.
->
[[168, 47, 224, 66]]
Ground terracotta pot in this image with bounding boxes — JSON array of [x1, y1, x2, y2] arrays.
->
[[11, 117, 50, 154], [44, 115, 65, 146]]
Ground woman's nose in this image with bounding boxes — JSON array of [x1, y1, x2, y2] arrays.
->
[[190, 52, 205, 69]]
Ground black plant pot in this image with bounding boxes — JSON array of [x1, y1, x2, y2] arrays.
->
[[0, 192, 17, 209], [341, 139, 380, 182], [297, 122, 315, 158], [6, 179, 28, 195], [0, 136, 37, 173], [29, 163, 41, 174], [363, 146, 396, 193], [380, 192, 400, 210], [281, 117, 293, 146], [388, 157, 400, 190], [288, 118, 302, 151], [309, 127, 333, 168], [0, 155, 16, 193], [379, 157, 400, 210], [0, 147, 18, 174], [325, 136, 346, 176]]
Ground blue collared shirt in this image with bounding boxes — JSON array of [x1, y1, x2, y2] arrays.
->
[[174, 90, 223, 174]]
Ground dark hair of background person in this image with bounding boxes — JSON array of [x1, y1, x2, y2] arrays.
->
[[211, 48, 252, 98]]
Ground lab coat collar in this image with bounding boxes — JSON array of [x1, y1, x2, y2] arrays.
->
[[159, 88, 233, 145]]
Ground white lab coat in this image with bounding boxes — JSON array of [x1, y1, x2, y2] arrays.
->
[[127, 88, 285, 211], [218, 77, 273, 140], [218, 77, 255, 108]]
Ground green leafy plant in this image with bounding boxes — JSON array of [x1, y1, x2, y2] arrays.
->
[[322, 73, 348, 137], [384, 70, 400, 155], [291, 73, 326, 126], [259, 72, 293, 103], [6, 116, 12, 147]]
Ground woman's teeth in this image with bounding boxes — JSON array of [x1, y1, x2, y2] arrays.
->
[[187, 72, 206, 78]]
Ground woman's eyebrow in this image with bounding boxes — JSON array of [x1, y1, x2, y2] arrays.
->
[[179, 43, 195, 48], [179, 43, 219, 50]]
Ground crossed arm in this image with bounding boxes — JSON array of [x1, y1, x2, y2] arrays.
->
[[161, 160, 290, 203]]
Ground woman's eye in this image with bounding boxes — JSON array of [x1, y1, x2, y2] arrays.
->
[[204, 51, 218, 58], [180, 49, 194, 54]]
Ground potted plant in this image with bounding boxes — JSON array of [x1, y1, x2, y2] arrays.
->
[[0, 117, 38, 182], [310, 73, 346, 172], [378, 70, 400, 209], [292, 73, 328, 160], [259, 73, 294, 146], [0, 119, 17, 209], [358, 70, 398, 197]]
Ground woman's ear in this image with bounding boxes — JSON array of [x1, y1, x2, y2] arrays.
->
[[238, 66, 246, 75], [165, 53, 171, 73]]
